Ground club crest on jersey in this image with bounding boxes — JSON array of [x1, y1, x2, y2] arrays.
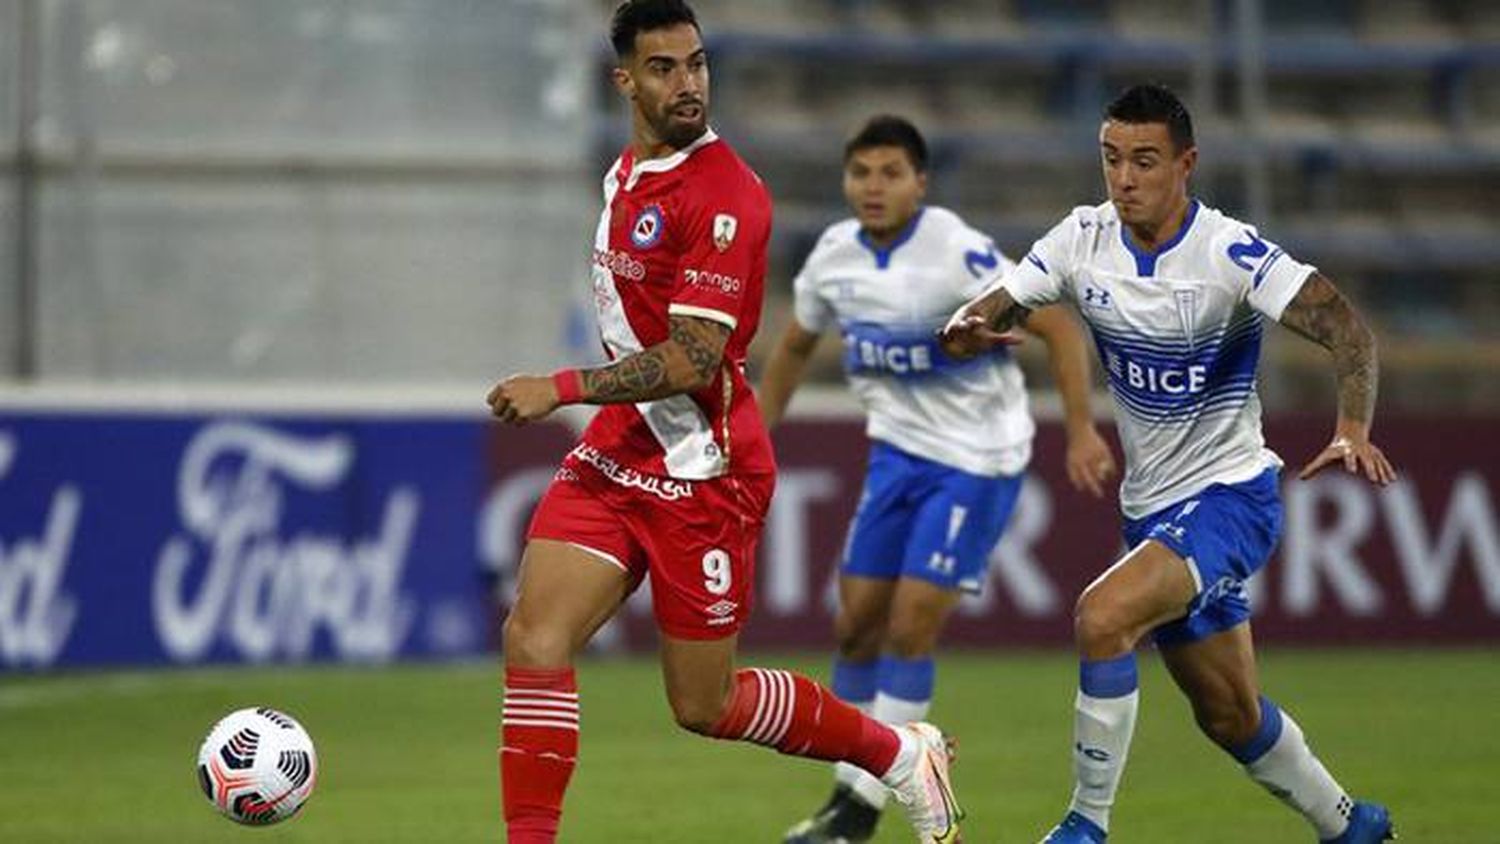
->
[[631, 205, 664, 249], [713, 213, 738, 252]]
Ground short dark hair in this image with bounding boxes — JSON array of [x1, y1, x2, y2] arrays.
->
[[610, 0, 700, 59], [1105, 84, 1195, 153], [844, 115, 929, 173]]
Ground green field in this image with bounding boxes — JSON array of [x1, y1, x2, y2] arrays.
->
[[1, 649, 1496, 842]]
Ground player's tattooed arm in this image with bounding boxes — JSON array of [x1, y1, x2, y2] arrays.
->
[[579, 315, 730, 403], [968, 284, 1032, 333], [1277, 271, 1397, 484], [939, 284, 1029, 359], [1277, 272, 1377, 426]]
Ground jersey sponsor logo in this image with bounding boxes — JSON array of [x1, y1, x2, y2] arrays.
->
[[1227, 229, 1287, 289], [631, 204, 664, 249], [568, 444, 695, 502], [846, 334, 939, 376], [964, 242, 1000, 279], [1104, 349, 1209, 395], [1227, 229, 1270, 271], [683, 267, 743, 295], [593, 248, 646, 282], [841, 322, 997, 379], [712, 213, 738, 252]]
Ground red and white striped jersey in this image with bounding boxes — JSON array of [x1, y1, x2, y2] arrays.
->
[[580, 129, 775, 481]]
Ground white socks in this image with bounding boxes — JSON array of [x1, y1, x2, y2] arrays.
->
[[1064, 656, 1354, 841], [1238, 702, 1353, 840], [1068, 688, 1139, 831]]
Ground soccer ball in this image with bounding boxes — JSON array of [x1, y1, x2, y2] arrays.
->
[[196, 707, 318, 825]]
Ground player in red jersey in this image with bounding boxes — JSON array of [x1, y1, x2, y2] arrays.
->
[[486, 3, 964, 842]]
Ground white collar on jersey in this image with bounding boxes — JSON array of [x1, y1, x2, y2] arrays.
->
[[623, 127, 719, 190]]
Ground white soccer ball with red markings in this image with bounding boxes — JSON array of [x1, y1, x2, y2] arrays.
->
[[196, 707, 318, 826]]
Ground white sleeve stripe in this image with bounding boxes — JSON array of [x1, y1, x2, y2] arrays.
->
[[668, 303, 738, 328], [1259, 264, 1314, 322]]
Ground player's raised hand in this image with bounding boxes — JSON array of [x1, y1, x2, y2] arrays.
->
[[487, 374, 561, 425], [1065, 424, 1117, 498], [1298, 430, 1396, 485]]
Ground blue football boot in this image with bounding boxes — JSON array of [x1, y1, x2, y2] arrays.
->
[[1040, 811, 1107, 843], [1321, 801, 1395, 843]]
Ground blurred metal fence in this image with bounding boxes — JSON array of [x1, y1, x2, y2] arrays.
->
[[5, 0, 597, 383]]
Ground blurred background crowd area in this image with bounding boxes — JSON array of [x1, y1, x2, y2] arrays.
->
[[2, 0, 1496, 412]]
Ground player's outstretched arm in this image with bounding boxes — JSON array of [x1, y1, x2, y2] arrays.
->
[[757, 320, 821, 429], [1023, 306, 1116, 497], [487, 315, 730, 425], [1275, 272, 1397, 485], [939, 283, 1028, 360]]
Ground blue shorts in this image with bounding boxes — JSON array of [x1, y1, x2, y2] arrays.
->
[[1123, 468, 1283, 646], [841, 441, 1023, 594]]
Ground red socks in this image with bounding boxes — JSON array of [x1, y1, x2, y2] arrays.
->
[[501, 666, 901, 843], [501, 667, 578, 844], [709, 668, 901, 777]]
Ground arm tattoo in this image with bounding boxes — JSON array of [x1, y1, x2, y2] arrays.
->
[[984, 286, 1031, 333], [580, 348, 671, 403], [578, 316, 730, 404], [669, 315, 730, 386], [1277, 272, 1378, 424]]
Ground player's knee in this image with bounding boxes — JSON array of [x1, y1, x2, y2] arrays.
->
[[834, 614, 883, 662], [1074, 594, 1132, 656], [884, 614, 939, 659], [501, 612, 572, 668]]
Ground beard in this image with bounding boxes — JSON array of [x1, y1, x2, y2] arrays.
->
[[652, 101, 708, 150]]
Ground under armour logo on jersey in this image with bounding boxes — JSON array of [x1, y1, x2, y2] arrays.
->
[[631, 205, 664, 249], [1082, 286, 1112, 309], [713, 213, 738, 252]]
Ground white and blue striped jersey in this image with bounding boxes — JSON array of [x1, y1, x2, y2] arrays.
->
[[998, 199, 1313, 518], [794, 206, 1034, 477]]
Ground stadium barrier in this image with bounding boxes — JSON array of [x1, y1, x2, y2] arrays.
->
[[1, 402, 1496, 669]]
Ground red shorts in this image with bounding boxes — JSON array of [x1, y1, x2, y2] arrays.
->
[[526, 444, 774, 640]]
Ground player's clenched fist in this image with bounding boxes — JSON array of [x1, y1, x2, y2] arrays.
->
[[487, 374, 560, 425]]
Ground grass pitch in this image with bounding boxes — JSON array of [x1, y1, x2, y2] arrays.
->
[[0, 649, 1494, 842]]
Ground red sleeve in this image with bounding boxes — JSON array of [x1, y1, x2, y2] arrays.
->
[[668, 175, 768, 330]]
